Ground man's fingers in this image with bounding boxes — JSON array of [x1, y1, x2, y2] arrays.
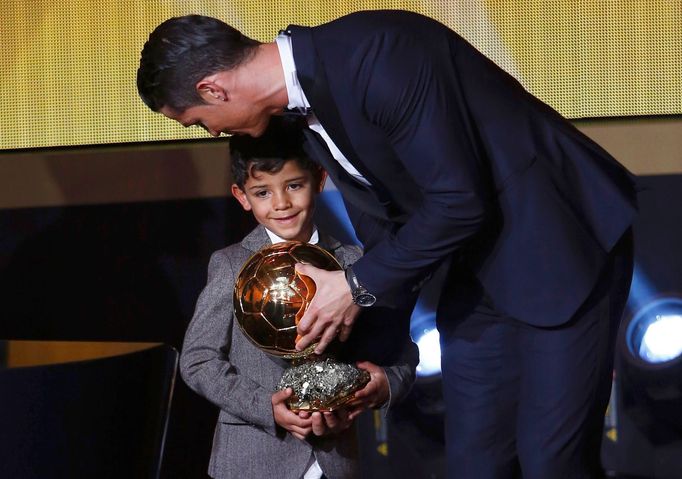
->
[[297, 306, 331, 351], [294, 262, 315, 278], [294, 264, 356, 352], [339, 305, 360, 342], [339, 324, 352, 342], [296, 315, 328, 351], [294, 263, 321, 334], [314, 323, 339, 354], [296, 302, 317, 335], [296, 332, 316, 351]]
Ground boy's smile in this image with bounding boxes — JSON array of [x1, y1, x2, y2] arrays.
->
[[231, 159, 325, 242]]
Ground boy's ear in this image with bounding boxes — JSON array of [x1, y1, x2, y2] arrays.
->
[[316, 169, 328, 193], [231, 184, 252, 211]]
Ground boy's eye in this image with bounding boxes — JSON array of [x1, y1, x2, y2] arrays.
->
[[288, 183, 303, 190], [254, 190, 269, 198]]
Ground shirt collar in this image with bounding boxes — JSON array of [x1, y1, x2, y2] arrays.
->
[[275, 32, 311, 112], [264, 226, 319, 245]]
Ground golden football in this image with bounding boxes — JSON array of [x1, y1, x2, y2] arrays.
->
[[233, 241, 342, 358]]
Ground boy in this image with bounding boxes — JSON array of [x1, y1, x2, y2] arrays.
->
[[180, 118, 418, 479]]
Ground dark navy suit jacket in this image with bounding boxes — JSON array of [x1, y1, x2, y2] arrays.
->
[[289, 10, 637, 327]]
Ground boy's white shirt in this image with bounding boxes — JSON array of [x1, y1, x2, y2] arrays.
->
[[264, 226, 319, 246], [264, 225, 323, 479]]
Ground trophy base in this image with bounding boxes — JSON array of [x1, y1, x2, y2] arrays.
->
[[278, 357, 370, 412]]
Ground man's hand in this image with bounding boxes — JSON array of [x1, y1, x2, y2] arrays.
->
[[295, 263, 361, 354], [272, 388, 312, 440], [346, 361, 390, 420]]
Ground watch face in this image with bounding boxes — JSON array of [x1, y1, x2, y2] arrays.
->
[[355, 292, 376, 307]]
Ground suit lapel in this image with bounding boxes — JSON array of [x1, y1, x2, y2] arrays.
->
[[288, 25, 400, 215], [288, 26, 372, 181]]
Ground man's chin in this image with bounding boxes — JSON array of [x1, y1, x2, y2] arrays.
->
[[248, 116, 277, 138], [248, 125, 268, 138]]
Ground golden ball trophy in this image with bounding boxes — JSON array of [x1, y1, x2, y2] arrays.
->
[[233, 241, 370, 412]]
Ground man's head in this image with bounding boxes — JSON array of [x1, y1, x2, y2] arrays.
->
[[137, 15, 259, 113], [138, 15, 284, 137], [230, 118, 325, 242]]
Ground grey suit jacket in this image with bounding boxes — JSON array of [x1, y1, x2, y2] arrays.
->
[[180, 225, 418, 479]]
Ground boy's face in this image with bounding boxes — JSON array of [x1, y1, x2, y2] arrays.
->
[[231, 159, 325, 242]]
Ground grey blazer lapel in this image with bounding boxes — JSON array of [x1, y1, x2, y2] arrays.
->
[[318, 230, 341, 255], [240, 225, 271, 253]]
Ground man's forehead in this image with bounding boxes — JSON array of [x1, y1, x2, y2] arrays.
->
[[158, 106, 185, 122]]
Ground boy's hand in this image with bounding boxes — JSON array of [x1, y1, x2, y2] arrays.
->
[[298, 409, 354, 436], [272, 388, 312, 440], [346, 361, 390, 420], [294, 263, 360, 354]]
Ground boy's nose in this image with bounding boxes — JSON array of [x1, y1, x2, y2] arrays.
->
[[272, 193, 292, 210]]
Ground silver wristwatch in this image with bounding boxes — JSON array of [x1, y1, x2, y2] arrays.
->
[[344, 265, 377, 307]]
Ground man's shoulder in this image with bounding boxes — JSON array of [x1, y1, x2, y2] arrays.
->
[[314, 9, 442, 36]]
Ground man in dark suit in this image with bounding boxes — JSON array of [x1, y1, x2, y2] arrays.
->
[[138, 10, 637, 478]]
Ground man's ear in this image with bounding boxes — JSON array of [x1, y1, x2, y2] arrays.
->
[[196, 76, 229, 103], [231, 184, 252, 211]]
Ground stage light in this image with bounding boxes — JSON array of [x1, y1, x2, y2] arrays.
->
[[410, 304, 442, 379], [625, 297, 682, 364], [637, 314, 682, 364], [414, 327, 441, 378], [616, 296, 682, 440]]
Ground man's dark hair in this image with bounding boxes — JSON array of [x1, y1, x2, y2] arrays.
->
[[137, 15, 260, 112], [230, 117, 321, 189]]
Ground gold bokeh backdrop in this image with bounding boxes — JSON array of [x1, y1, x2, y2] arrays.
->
[[1, 0, 681, 150]]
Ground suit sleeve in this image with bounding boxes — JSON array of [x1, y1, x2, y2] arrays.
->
[[349, 33, 488, 301], [381, 335, 419, 412], [179, 250, 278, 436]]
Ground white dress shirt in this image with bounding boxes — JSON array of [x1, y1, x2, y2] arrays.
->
[[264, 226, 319, 246], [275, 33, 372, 187]]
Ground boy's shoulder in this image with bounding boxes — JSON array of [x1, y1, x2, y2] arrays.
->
[[211, 241, 257, 266], [214, 225, 269, 257], [318, 230, 363, 267], [208, 227, 268, 276]]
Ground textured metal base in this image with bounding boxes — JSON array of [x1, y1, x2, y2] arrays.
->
[[278, 357, 371, 412]]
